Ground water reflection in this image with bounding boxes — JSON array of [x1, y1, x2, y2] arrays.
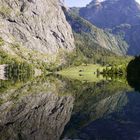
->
[[0, 70, 140, 140], [0, 76, 74, 140], [62, 90, 140, 140]]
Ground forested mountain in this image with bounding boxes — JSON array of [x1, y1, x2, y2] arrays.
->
[[73, 0, 140, 55], [112, 24, 140, 55], [65, 10, 128, 55], [61, 10, 130, 66]]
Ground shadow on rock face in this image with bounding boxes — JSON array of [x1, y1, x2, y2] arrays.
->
[[127, 56, 140, 92]]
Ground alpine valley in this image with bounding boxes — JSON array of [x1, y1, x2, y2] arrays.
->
[[0, 0, 135, 72], [0, 0, 140, 140]]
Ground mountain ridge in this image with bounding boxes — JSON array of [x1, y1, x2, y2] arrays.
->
[[66, 9, 129, 56], [73, 0, 140, 55]]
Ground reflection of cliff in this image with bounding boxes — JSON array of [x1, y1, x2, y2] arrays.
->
[[62, 80, 137, 139], [90, 92, 128, 119], [75, 92, 140, 140], [65, 79, 131, 114], [0, 77, 74, 140]]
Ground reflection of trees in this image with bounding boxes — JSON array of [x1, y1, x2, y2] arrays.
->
[[127, 56, 140, 92]]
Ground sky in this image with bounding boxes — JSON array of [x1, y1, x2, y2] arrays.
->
[[65, 0, 140, 7]]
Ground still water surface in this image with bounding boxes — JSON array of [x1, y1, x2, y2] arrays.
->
[[0, 74, 139, 140]]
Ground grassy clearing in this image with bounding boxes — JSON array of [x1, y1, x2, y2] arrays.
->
[[58, 64, 108, 82], [58, 73, 106, 83], [58, 64, 104, 74]]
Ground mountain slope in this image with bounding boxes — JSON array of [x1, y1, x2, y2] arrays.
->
[[112, 24, 140, 55], [80, 0, 140, 28], [76, 0, 140, 55], [0, 0, 75, 68], [65, 10, 128, 55]]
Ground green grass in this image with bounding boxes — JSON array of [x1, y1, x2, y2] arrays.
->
[[58, 64, 108, 82], [59, 64, 104, 74], [57, 64, 129, 83]]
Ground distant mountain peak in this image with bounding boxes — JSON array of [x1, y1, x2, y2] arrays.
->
[[80, 0, 140, 28], [87, 0, 102, 7], [90, 0, 100, 4]]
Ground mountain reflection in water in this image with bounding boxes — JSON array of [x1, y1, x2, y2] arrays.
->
[[0, 76, 74, 140], [0, 71, 140, 140]]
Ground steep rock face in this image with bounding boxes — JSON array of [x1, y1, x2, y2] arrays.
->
[[0, 0, 75, 64]]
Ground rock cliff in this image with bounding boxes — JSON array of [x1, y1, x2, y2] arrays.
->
[[0, 0, 75, 66]]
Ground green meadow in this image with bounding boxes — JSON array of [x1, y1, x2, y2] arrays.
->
[[57, 64, 108, 82]]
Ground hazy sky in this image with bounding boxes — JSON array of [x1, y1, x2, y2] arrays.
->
[[65, 0, 140, 7]]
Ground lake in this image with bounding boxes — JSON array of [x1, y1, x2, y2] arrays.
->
[[0, 71, 139, 140]]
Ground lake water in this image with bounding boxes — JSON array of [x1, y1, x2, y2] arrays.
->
[[0, 73, 140, 140]]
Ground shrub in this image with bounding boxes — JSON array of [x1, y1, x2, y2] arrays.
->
[[0, 37, 4, 46]]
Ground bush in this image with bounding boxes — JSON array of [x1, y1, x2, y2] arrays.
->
[[0, 37, 4, 46]]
